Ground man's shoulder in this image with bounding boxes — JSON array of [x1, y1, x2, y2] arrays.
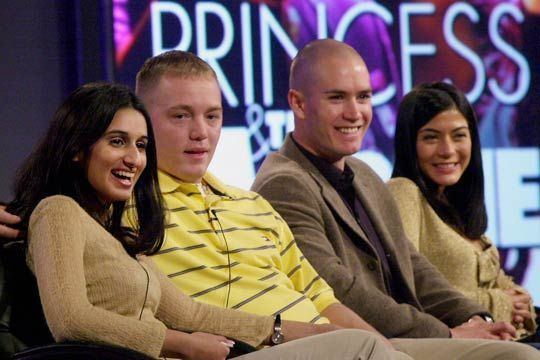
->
[[260, 150, 308, 174], [253, 150, 314, 192], [201, 172, 276, 215], [221, 182, 264, 201]]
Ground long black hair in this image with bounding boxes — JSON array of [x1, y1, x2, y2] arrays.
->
[[392, 82, 487, 239], [8, 82, 164, 256]]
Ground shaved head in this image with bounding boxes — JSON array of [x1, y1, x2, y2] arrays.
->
[[287, 39, 372, 170], [289, 39, 367, 93]]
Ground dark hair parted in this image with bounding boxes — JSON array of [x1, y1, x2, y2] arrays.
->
[[391, 81, 487, 239], [9, 82, 164, 256]]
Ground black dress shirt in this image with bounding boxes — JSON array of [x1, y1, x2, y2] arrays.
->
[[291, 136, 401, 299]]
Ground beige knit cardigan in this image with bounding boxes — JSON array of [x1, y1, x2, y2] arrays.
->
[[27, 195, 273, 358], [387, 178, 536, 338]]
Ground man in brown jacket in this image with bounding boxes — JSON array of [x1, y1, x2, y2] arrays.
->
[[252, 39, 540, 359]]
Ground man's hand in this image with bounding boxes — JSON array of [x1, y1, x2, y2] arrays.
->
[[450, 316, 516, 340], [503, 288, 534, 326], [0, 205, 21, 239]]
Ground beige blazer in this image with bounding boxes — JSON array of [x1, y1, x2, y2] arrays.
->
[[252, 134, 488, 338]]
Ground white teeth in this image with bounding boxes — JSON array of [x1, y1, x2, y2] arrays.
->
[[435, 163, 457, 169], [112, 170, 135, 179], [338, 127, 359, 134]]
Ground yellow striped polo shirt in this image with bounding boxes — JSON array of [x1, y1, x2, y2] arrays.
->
[[150, 170, 338, 323]]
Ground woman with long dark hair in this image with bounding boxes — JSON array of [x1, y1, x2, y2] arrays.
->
[[7, 82, 403, 360], [8, 82, 272, 359], [388, 82, 536, 339]]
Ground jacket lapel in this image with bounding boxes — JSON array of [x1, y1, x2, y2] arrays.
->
[[348, 163, 397, 254], [348, 160, 419, 301], [279, 135, 377, 255]]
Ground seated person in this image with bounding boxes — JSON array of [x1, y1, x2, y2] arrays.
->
[[387, 81, 537, 340], [132, 50, 389, 339], [5, 82, 399, 360], [252, 38, 540, 359], [3, 50, 536, 359]]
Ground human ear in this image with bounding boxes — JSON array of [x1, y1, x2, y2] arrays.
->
[[288, 89, 306, 120]]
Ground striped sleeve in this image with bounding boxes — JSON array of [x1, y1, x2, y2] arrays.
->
[[273, 210, 339, 313]]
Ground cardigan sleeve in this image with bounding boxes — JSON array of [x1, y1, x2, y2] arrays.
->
[[460, 285, 536, 336], [482, 245, 537, 335], [27, 196, 166, 359], [143, 257, 274, 347], [460, 287, 513, 321]]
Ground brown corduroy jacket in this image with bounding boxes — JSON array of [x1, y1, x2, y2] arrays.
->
[[252, 134, 489, 338]]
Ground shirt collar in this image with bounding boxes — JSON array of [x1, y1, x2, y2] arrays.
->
[[158, 170, 241, 199], [291, 135, 355, 190], [158, 170, 184, 194]]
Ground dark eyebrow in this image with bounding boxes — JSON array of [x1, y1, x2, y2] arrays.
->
[[169, 104, 193, 112], [419, 126, 469, 134], [104, 130, 148, 140], [104, 130, 129, 136], [323, 89, 373, 95], [323, 90, 345, 94], [207, 106, 223, 112], [418, 128, 440, 134], [169, 105, 222, 113]]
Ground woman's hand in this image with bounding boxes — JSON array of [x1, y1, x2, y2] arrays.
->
[[183, 332, 234, 360], [163, 329, 234, 360], [503, 289, 534, 327]]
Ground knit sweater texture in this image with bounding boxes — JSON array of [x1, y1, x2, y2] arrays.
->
[[387, 177, 536, 338], [27, 195, 274, 358]]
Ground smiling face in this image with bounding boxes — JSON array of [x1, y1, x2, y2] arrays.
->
[[142, 73, 222, 183], [85, 107, 148, 204], [416, 109, 472, 195], [290, 50, 372, 170]]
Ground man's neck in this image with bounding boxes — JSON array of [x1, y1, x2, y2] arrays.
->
[[161, 170, 205, 185], [291, 133, 346, 172]]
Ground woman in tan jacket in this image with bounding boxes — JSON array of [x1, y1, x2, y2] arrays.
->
[[388, 82, 537, 340]]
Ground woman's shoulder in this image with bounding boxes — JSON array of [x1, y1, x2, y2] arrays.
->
[[387, 177, 422, 201], [30, 195, 85, 223], [27, 196, 90, 265], [34, 195, 81, 212]]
